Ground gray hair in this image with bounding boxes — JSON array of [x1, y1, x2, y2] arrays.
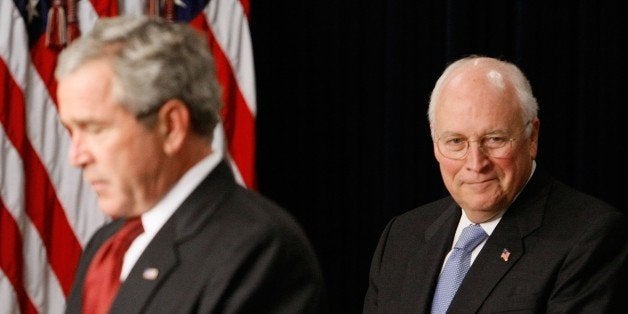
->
[[55, 15, 221, 137], [427, 56, 538, 139]]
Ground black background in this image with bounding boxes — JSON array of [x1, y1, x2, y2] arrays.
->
[[249, 1, 627, 312]]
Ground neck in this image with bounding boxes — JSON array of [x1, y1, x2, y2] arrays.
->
[[463, 208, 504, 224]]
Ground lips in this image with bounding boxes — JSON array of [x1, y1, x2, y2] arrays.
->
[[463, 178, 497, 189], [88, 178, 108, 193], [467, 178, 495, 184]]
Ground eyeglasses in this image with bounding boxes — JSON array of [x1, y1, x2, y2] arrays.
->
[[435, 122, 531, 160]]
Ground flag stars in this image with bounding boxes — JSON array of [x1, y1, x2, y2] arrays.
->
[[26, 0, 40, 23]]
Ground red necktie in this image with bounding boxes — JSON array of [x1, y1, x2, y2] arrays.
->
[[83, 217, 144, 314]]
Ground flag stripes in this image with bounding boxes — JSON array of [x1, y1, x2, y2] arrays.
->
[[201, 0, 257, 188], [0, 199, 39, 314], [1, 52, 79, 314], [0, 0, 257, 312]]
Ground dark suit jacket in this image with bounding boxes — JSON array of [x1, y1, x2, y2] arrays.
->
[[66, 161, 327, 313], [364, 168, 628, 313]]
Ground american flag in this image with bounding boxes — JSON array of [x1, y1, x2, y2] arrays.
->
[[0, 0, 257, 313], [500, 248, 510, 262]]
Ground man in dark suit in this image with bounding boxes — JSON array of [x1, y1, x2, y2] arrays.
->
[[363, 56, 628, 313], [56, 16, 326, 313]]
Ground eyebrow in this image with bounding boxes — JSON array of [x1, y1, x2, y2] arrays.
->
[[62, 117, 109, 130]]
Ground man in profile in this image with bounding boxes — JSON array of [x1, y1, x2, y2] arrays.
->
[[57, 16, 326, 313]]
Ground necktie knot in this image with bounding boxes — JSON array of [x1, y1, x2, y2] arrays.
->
[[113, 217, 144, 248], [454, 224, 488, 252]]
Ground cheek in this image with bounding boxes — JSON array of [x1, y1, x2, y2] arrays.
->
[[122, 141, 160, 175], [437, 158, 461, 184], [102, 135, 156, 179]]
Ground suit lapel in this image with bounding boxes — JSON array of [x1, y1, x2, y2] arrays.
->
[[448, 168, 553, 312], [109, 161, 237, 313], [401, 201, 460, 313], [110, 226, 179, 313]]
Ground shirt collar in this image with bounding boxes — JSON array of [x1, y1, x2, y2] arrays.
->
[[140, 153, 222, 237]]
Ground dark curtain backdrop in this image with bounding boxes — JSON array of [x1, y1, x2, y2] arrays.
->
[[249, 1, 627, 313]]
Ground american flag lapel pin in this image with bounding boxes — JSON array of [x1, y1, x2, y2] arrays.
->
[[143, 267, 159, 280], [500, 248, 511, 262]]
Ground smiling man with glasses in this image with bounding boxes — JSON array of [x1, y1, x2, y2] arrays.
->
[[364, 56, 628, 313]]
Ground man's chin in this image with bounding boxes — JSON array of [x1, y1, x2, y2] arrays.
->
[[98, 200, 125, 219]]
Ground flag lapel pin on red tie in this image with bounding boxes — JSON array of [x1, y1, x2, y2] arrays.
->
[[500, 249, 511, 262]]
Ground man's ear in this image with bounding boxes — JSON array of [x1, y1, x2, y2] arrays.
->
[[157, 99, 190, 155], [529, 117, 540, 159]]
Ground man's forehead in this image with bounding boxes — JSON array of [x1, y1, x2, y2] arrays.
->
[[445, 65, 506, 89]]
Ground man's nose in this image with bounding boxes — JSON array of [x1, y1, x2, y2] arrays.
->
[[68, 137, 92, 168], [464, 141, 490, 171]]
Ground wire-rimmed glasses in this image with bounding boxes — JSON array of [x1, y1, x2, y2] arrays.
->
[[435, 122, 531, 160]]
